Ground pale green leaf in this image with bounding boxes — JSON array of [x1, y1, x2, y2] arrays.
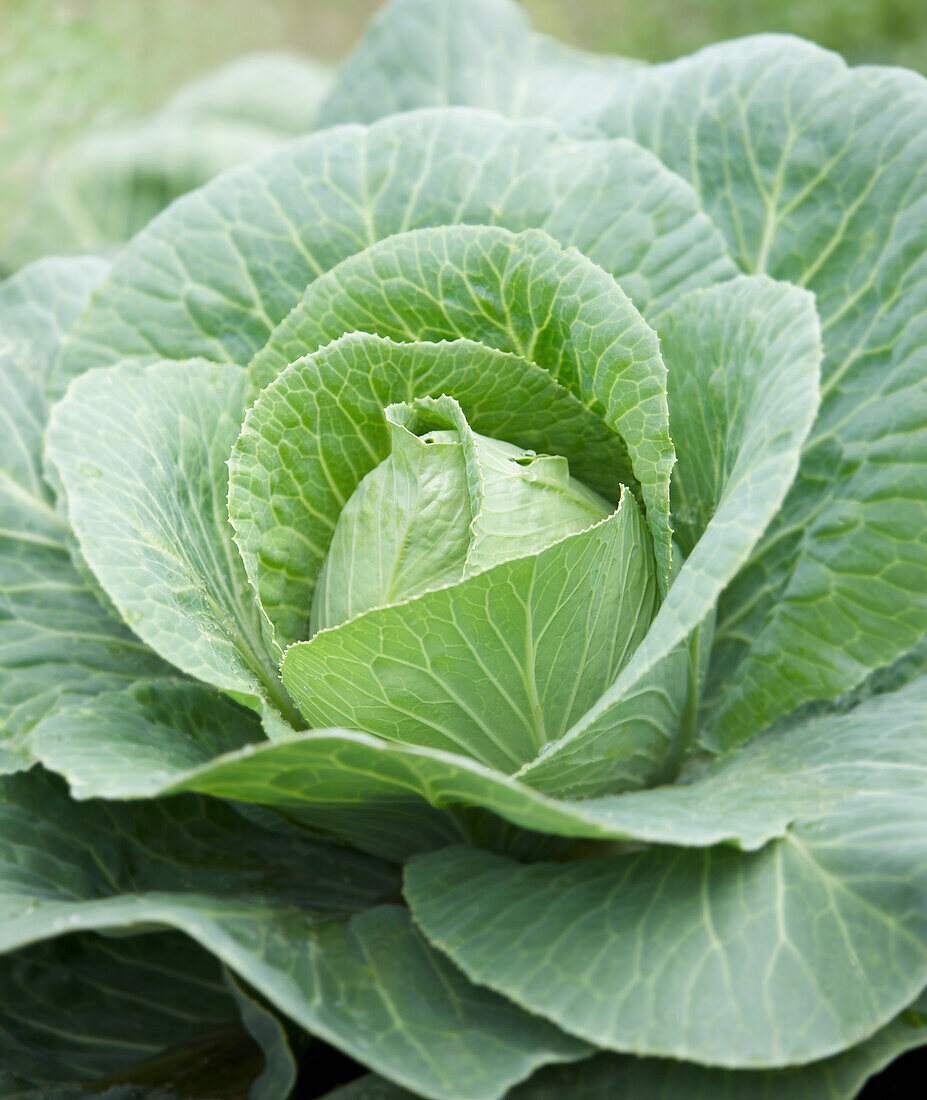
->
[[282, 494, 655, 775], [312, 409, 472, 633], [248, 224, 673, 583], [45, 359, 299, 726], [311, 395, 609, 633], [230, 333, 629, 651]]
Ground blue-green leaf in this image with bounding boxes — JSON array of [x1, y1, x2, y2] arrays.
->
[[57, 109, 732, 383], [406, 678, 927, 1069], [0, 259, 172, 771], [315, 0, 638, 132], [0, 770, 584, 1100], [325, 991, 927, 1099], [592, 35, 927, 744]]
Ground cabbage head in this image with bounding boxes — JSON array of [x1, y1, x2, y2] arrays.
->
[[1, 1, 926, 1097]]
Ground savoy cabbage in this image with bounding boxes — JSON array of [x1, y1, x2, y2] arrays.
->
[[1, 0, 926, 1097]]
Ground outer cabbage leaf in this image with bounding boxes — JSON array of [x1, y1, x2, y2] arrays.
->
[[0, 259, 173, 770], [519, 275, 821, 793], [315, 0, 639, 132], [26, 679, 466, 863], [0, 769, 585, 1100], [0, 256, 108, 390], [56, 109, 733, 387], [45, 359, 300, 727], [325, 990, 927, 1099], [589, 36, 927, 746], [28, 680, 263, 798], [0, 932, 295, 1100], [222, 968, 299, 1100], [405, 676, 927, 1069], [30, 642, 927, 854]]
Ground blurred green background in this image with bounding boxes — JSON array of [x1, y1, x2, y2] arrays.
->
[[3, 0, 927, 267]]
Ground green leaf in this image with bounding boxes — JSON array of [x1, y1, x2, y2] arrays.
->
[[326, 989, 927, 1098], [222, 968, 298, 1100], [249, 224, 673, 584], [849, 633, 927, 704], [35, 651, 927, 857], [312, 405, 473, 633], [0, 771, 396, 946], [0, 256, 108, 392], [0, 259, 172, 770], [28, 680, 263, 800], [311, 395, 610, 633], [29, 680, 466, 864], [663, 278, 821, 556], [518, 275, 821, 793], [315, 0, 638, 132], [327, 986, 927, 1097], [45, 359, 299, 726], [0, 770, 583, 1100], [405, 677, 927, 1069], [282, 493, 655, 775], [0, 932, 266, 1095], [591, 36, 927, 744], [231, 333, 628, 652], [57, 109, 732, 383]]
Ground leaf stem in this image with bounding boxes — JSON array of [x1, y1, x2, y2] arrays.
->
[[664, 621, 702, 783], [256, 661, 306, 730]]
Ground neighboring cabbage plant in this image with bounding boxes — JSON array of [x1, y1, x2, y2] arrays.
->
[[2, 0, 927, 1097], [0, 52, 332, 275]]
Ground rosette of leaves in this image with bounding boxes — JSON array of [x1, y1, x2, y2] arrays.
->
[[2, 0, 927, 1097]]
